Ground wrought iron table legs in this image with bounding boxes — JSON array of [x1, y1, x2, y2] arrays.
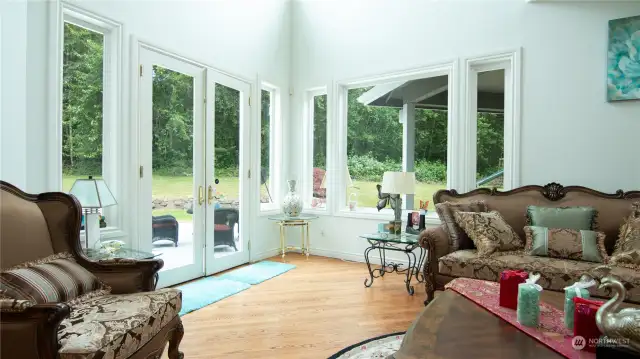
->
[[364, 240, 426, 295]]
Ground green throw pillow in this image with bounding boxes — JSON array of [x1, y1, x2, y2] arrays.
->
[[524, 226, 607, 263], [526, 206, 597, 231]]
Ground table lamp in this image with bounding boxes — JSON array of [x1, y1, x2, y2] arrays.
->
[[69, 176, 117, 249], [380, 172, 415, 233]]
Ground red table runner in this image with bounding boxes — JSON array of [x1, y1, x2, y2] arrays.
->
[[445, 278, 595, 359]]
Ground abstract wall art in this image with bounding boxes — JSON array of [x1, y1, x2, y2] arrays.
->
[[608, 15, 640, 102]]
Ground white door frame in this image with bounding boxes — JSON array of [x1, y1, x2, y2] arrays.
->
[[138, 44, 206, 288]]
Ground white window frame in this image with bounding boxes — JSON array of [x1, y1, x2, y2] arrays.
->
[[302, 87, 329, 213], [49, 3, 124, 238], [332, 62, 459, 221], [462, 49, 522, 192], [258, 82, 282, 213]]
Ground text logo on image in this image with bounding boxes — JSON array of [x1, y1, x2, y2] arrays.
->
[[571, 336, 586, 351]]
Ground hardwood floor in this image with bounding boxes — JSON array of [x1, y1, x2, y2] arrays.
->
[[177, 255, 426, 358]]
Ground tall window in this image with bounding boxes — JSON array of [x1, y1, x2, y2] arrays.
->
[[476, 69, 505, 189], [59, 8, 120, 230], [62, 22, 104, 191], [311, 93, 328, 209], [260, 83, 279, 210]]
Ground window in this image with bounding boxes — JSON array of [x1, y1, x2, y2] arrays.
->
[[339, 72, 451, 214], [311, 92, 328, 209], [259, 83, 280, 211], [58, 7, 121, 231], [62, 22, 104, 191]]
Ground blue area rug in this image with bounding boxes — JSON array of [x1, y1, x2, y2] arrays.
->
[[176, 277, 250, 316], [219, 260, 296, 285]]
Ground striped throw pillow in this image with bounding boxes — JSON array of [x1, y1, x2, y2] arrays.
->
[[0, 252, 110, 305]]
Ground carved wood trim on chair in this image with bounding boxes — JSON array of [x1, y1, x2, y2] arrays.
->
[[434, 182, 640, 204]]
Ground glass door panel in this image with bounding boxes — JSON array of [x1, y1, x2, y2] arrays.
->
[[205, 74, 251, 275], [139, 47, 205, 288]]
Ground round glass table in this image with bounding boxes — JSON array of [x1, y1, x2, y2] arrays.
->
[[84, 247, 160, 261], [268, 214, 319, 260]]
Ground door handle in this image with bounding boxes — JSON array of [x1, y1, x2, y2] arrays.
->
[[208, 185, 214, 205], [198, 186, 205, 206]]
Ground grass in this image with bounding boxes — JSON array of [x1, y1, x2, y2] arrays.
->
[[63, 175, 443, 213], [350, 180, 442, 211]]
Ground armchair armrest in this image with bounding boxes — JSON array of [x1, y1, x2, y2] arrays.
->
[[78, 256, 164, 294], [419, 225, 452, 304], [1, 301, 70, 359]]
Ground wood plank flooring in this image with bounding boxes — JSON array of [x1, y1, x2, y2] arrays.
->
[[177, 255, 426, 358]]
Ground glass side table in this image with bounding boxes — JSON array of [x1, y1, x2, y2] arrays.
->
[[268, 214, 319, 260], [359, 232, 425, 295], [84, 247, 160, 261]]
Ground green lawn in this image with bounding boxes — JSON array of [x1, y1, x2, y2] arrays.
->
[[63, 175, 442, 213], [350, 180, 442, 211]]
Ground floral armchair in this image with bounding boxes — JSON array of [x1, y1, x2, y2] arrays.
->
[[0, 181, 184, 359]]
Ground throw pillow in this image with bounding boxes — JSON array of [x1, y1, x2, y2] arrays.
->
[[526, 206, 598, 231], [523, 226, 607, 263], [453, 210, 523, 257], [610, 202, 640, 269], [435, 200, 488, 251], [0, 252, 110, 305]]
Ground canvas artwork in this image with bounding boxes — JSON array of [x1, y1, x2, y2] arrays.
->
[[607, 15, 640, 102]]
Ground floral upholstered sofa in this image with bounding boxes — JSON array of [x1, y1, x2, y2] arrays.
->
[[419, 183, 640, 305]]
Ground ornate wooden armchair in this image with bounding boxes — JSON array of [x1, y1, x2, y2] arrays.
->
[[0, 181, 184, 359]]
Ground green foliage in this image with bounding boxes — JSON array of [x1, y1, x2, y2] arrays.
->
[[62, 23, 104, 175], [62, 25, 504, 182]]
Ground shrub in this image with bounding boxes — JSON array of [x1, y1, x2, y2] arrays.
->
[[414, 161, 446, 183], [347, 154, 446, 183]]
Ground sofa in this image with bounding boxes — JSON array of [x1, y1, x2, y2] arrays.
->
[[0, 181, 185, 359], [419, 182, 640, 305]]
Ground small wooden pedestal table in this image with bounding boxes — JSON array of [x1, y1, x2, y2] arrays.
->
[[268, 214, 319, 260]]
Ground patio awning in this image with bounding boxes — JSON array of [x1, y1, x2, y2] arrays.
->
[[357, 70, 505, 113]]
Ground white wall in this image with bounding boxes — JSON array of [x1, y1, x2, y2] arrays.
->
[[290, 0, 640, 260]]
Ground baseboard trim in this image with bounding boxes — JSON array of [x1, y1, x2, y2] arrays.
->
[[252, 248, 281, 262], [310, 248, 412, 266]]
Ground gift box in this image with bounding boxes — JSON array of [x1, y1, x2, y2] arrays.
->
[[573, 296, 604, 353], [499, 270, 529, 309]]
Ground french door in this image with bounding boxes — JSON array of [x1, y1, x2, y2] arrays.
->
[[138, 46, 251, 288]]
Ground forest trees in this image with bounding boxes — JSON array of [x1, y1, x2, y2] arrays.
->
[[63, 23, 504, 185]]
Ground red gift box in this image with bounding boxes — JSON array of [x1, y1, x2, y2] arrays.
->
[[499, 270, 528, 309], [573, 296, 604, 353]]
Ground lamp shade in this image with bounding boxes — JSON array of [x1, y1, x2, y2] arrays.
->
[[381, 172, 415, 195], [69, 176, 117, 208], [320, 167, 354, 189]]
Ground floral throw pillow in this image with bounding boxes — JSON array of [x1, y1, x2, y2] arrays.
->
[[454, 210, 523, 257], [610, 202, 640, 269], [435, 200, 488, 251]]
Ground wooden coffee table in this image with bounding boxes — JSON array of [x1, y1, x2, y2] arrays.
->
[[391, 288, 637, 359]]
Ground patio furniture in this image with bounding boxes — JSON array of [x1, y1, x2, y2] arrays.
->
[[215, 207, 238, 250], [152, 214, 179, 246], [0, 181, 184, 359]]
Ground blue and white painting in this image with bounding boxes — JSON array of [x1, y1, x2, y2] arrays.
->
[[608, 15, 640, 102]]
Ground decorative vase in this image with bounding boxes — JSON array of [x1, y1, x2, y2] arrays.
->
[[283, 180, 302, 217]]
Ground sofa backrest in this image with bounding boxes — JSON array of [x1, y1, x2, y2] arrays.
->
[[0, 182, 80, 269], [434, 183, 640, 254]]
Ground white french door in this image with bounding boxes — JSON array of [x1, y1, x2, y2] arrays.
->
[[138, 46, 251, 287], [204, 73, 251, 275]]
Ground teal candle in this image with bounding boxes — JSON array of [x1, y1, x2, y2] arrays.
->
[[564, 287, 590, 329], [517, 283, 541, 327]]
